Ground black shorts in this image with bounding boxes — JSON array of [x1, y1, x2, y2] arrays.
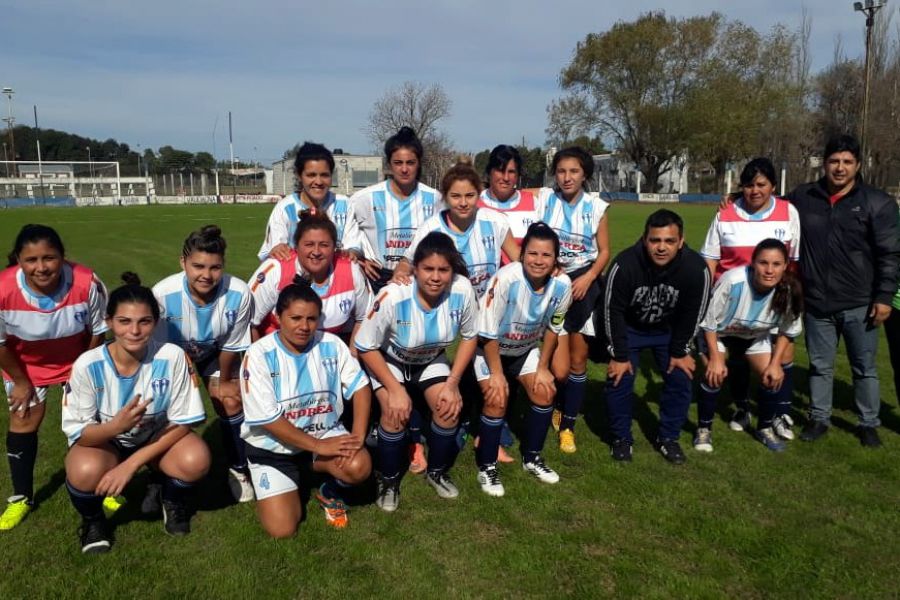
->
[[563, 264, 602, 333], [371, 354, 449, 396]]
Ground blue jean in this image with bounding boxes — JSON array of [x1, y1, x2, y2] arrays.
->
[[605, 329, 693, 443], [804, 305, 881, 427]]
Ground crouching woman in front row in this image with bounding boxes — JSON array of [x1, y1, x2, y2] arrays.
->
[[241, 282, 372, 537], [696, 239, 803, 453], [62, 273, 210, 554]]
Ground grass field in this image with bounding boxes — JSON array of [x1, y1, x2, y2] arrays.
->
[[0, 203, 898, 599]]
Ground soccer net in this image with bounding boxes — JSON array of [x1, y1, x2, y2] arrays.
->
[[0, 160, 134, 203]]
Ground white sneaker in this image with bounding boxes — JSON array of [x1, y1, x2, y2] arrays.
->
[[693, 428, 713, 453], [522, 455, 560, 484], [426, 471, 459, 499], [773, 415, 795, 440], [375, 475, 400, 512], [476, 464, 505, 497], [228, 468, 255, 503]]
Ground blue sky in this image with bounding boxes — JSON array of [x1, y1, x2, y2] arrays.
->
[[0, 0, 884, 164]]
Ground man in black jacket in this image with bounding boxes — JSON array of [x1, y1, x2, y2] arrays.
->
[[599, 210, 711, 463], [791, 135, 900, 447]]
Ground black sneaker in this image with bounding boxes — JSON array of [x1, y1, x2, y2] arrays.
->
[[656, 439, 686, 465], [857, 426, 882, 448], [79, 517, 111, 554], [728, 409, 752, 432], [610, 439, 633, 462], [800, 420, 829, 442], [161, 500, 191, 536], [141, 482, 162, 515]]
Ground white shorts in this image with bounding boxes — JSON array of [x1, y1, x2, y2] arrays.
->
[[368, 354, 450, 392], [473, 347, 540, 382], [4, 380, 50, 411], [247, 424, 348, 501]]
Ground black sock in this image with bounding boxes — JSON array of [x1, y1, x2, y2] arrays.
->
[[7, 431, 37, 501], [561, 372, 587, 431], [727, 359, 750, 411], [218, 412, 247, 471], [776, 363, 794, 417], [162, 477, 194, 504], [427, 421, 460, 474], [522, 404, 554, 463], [66, 480, 103, 520], [475, 415, 503, 467], [377, 425, 406, 479]]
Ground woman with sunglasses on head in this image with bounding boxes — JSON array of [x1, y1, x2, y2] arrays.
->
[[0, 224, 108, 531], [258, 142, 362, 262]]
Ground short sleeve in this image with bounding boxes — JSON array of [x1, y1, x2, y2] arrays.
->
[[258, 203, 291, 261], [222, 289, 253, 352], [165, 352, 206, 426], [337, 340, 369, 398], [699, 277, 731, 332], [354, 288, 395, 353], [404, 222, 430, 263], [61, 361, 100, 445], [549, 281, 573, 335], [88, 275, 110, 336], [241, 349, 282, 426], [458, 282, 479, 340], [477, 274, 507, 340], [699, 213, 722, 260], [352, 264, 372, 324], [248, 260, 282, 327], [788, 204, 802, 262]]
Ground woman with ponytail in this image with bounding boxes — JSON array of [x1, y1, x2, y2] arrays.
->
[[63, 273, 209, 552], [152, 225, 254, 503], [349, 126, 445, 291], [0, 224, 108, 531], [696, 239, 803, 452]]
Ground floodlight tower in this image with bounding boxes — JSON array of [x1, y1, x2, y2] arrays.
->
[[2, 87, 15, 172], [853, 0, 888, 162]]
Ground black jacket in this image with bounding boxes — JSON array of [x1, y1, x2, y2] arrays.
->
[[787, 177, 899, 316], [598, 240, 711, 361]]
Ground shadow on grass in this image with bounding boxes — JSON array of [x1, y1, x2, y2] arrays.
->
[[34, 468, 66, 507]]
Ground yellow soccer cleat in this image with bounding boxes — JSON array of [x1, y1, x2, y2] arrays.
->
[[551, 409, 562, 433], [0, 497, 32, 531], [102, 496, 125, 520], [559, 429, 577, 454]]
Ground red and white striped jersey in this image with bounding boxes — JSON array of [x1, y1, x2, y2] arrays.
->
[[478, 189, 538, 264], [0, 262, 108, 386], [700, 197, 800, 282], [249, 253, 370, 336]]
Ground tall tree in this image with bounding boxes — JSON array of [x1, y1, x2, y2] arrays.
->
[[364, 81, 454, 186]]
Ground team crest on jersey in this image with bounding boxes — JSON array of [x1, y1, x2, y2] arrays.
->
[[774, 228, 786, 240], [151, 377, 170, 398], [582, 209, 592, 223], [549, 295, 562, 308], [339, 298, 352, 314], [424, 203, 434, 217], [225, 309, 238, 327], [321, 357, 338, 372], [482, 235, 496, 250], [74, 310, 87, 324], [449, 308, 463, 323], [256, 272, 266, 284]]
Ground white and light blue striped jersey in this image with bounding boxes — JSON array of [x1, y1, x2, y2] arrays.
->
[[536, 188, 609, 273], [349, 180, 444, 271], [240, 331, 369, 455], [700, 266, 802, 339], [355, 275, 478, 365], [152, 273, 253, 365], [403, 208, 510, 298], [61, 340, 205, 448], [257, 191, 361, 261], [479, 262, 572, 356]]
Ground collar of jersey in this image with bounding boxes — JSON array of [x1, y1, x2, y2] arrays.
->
[[385, 180, 418, 203], [518, 263, 551, 295], [17, 262, 74, 310], [102, 340, 149, 380], [307, 263, 335, 295], [482, 189, 521, 210], [439, 210, 476, 237], [181, 273, 224, 309], [736, 196, 776, 221], [553, 189, 586, 208], [273, 329, 320, 356], [412, 280, 447, 313], [293, 191, 335, 211]]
